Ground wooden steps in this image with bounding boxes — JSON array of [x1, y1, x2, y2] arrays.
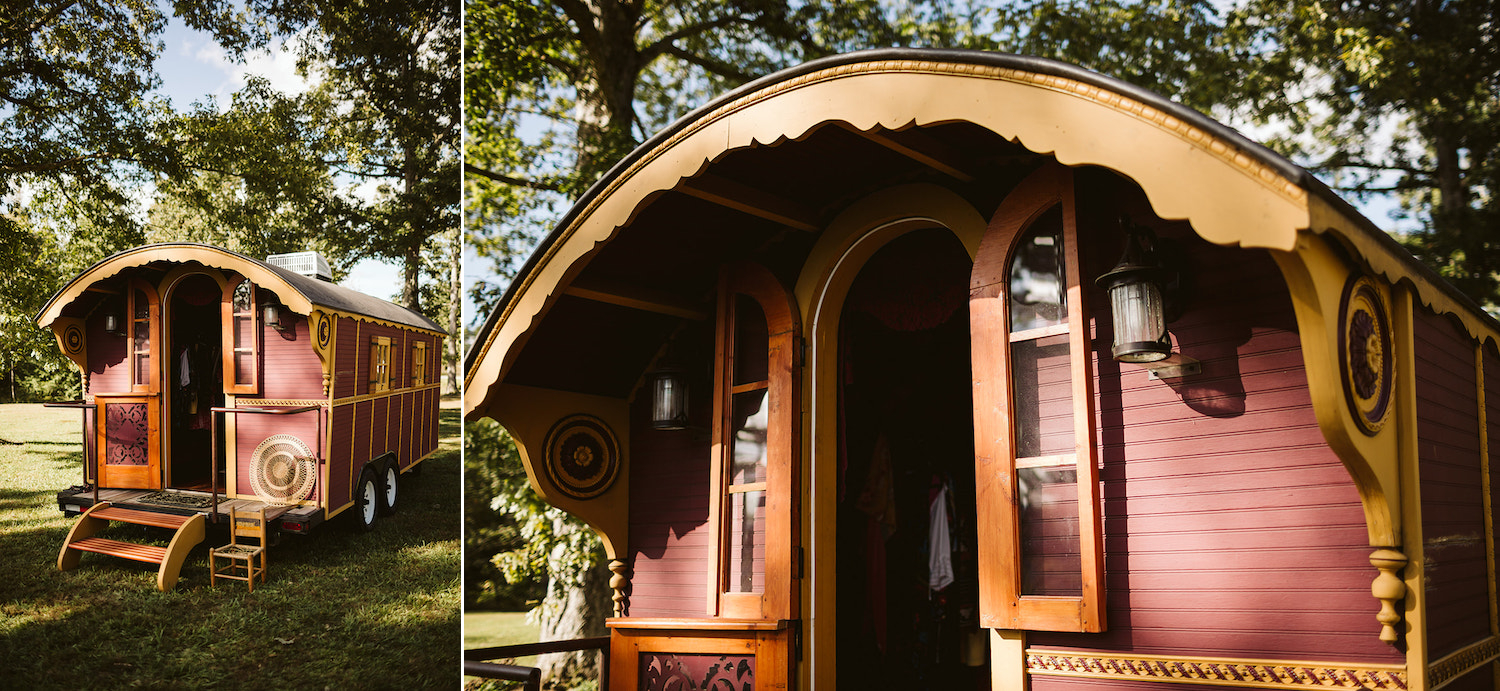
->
[[58, 502, 206, 591]]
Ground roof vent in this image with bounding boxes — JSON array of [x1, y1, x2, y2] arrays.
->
[[266, 251, 333, 282]]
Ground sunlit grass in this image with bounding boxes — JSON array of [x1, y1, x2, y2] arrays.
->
[[0, 401, 461, 689]]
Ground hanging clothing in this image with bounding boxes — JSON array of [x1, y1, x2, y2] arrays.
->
[[178, 348, 191, 388], [928, 482, 954, 592]]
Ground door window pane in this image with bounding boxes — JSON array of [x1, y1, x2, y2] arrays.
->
[[1008, 206, 1065, 332], [1011, 333, 1074, 458]]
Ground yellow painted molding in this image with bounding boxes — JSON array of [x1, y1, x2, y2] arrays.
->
[[466, 59, 1313, 419], [1309, 196, 1500, 347], [50, 318, 87, 373], [1271, 233, 1402, 547], [1026, 649, 1407, 689], [1393, 284, 1430, 686], [330, 383, 442, 408], [1430, 637, 1500, 690], [479, 383, 630, 559], [240, 399, 329, 408]]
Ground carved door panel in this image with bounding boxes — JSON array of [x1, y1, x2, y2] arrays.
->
[[96, 396, 161, 489]]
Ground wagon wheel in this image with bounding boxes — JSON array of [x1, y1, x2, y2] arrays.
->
[[378, 462, 400, 516], [354, 468, 378, 531]]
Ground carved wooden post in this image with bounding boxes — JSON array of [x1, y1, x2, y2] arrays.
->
[[1370, 548, 1408, 644], [609, 558, 628, 617]]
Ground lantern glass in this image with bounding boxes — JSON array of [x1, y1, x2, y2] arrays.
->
[[103, 313, 122, 335], [652, 371, 688, 430], [1108, 278, 1169, 363], [263, 304, 281, 330]]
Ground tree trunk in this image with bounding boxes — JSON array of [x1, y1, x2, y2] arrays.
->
[[537, 541, 612, 688], [446, 226, 461, 395]]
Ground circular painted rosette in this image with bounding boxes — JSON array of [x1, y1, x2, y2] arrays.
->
[[1339, 276, 1393, 435], [543, 414, 620, 500], [316, 314, 333, 350], [63, 324, 84, 355]]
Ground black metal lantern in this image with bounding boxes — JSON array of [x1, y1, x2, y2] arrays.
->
[[263, 302, 285, 331], [1096, 218, 1173, 363], [650, 368, 689, 430]]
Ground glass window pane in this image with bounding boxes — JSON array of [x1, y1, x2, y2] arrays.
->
[[730, 390, 768, 485], [1011, 333, 1074, 458], [1018, 466, 1082, 596], [1009, 206, 1066, 333], [233, 281, 252, 312], [234, 351, 253, 383], [733, 294, 768, 385], [727, 489, 766, 593], [133, 289, 149, 320]]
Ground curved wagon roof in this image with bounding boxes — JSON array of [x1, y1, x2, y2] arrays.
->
[[36, 243, 444, 334], [465, 48, 1497, 417]]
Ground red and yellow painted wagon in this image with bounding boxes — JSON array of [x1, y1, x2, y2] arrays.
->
[[36, 243, 445, 590], [467, 50, 1500, 690]]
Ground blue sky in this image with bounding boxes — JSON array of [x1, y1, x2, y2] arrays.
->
[[153, 9, 403, 303]]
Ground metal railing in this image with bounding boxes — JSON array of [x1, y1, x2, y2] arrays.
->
[[463, 636, 611, 691], [42, 401, 98, 506], [210, 404, 323, 522]]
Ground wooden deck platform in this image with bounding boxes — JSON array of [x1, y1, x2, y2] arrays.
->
[[57, 487, 321, 526]]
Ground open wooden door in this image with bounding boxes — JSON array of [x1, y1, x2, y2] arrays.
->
[[97, 278, 163, 489]]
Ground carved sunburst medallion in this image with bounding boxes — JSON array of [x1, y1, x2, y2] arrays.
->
[[1339, 276, 1393, 435], [316, 314, 332, 350], [544, 414, 620, 500]]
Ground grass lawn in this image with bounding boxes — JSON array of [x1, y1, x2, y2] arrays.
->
[[0, 399, 462, 689], [464, 610, 541, 668]]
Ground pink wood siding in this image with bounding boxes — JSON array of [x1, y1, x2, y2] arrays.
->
[[329, 403, 354, 509], [1028, 241, 1400, 665], [232, 412, 320, 498], [627, 376, 713, 618], [258, 312, 324, 400], [334, 316, 359, 399], [1416, 307, 1491, 659], [87, 311, 130, 394]]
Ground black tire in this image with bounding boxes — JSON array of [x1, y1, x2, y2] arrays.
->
[[354, 468, 379, 531], [378, 462, 400, 516]]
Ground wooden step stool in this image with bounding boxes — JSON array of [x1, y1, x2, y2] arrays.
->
[[58, 502, 206, 591]]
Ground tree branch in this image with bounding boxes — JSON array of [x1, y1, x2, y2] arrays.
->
[[464, 162, 565, 192], [640, 14, 750, 63], [659, 45, 755, 83]]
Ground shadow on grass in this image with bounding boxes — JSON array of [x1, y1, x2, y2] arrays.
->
[[0, 405, 462, 690]]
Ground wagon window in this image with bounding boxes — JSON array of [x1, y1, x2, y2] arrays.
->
[[370, 336, 391, 392], [709, 263, 799, 621], [222, 278, 259, 394], [970, 164, 1104, 633], [129, 280, 159, 392], [412, 341, 426, 387]]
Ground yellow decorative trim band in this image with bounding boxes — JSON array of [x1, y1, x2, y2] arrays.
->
[[243, 399, 329, 408], [1430, 636, 1500, 689], [319, 308, 446, 338], [1026, 649, 1408, 689]]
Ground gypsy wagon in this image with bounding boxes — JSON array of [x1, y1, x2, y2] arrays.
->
[[35, 243, 445, 590], [466, 50, 1500, 689]]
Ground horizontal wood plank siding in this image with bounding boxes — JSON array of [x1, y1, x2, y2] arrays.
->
[[1029, 241, 1398, 664], [627, 374, 713, 618], [1416, 307, 1491, 659], [87, 311, 130, 394], [232, 413, 319, 498], [258, 313, 323, 400]]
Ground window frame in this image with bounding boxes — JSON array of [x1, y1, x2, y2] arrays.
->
[[706, 262, 801, 621], [412, 341, 427, 387], [970, 163, 1105, 632], [370, 336, 391, 393], [128, 279, 160, 393], [221, 277, 259, 394]]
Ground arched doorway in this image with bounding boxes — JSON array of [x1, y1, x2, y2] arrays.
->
[[164, 272, 226, 490], [833, 228, 984, 689]]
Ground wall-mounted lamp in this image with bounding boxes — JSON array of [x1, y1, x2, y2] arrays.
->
[[650, 368, 689, 430], [103, 313, 124, 337], [263, 302, 286, 332], [1096, 217, 1178, 365]]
